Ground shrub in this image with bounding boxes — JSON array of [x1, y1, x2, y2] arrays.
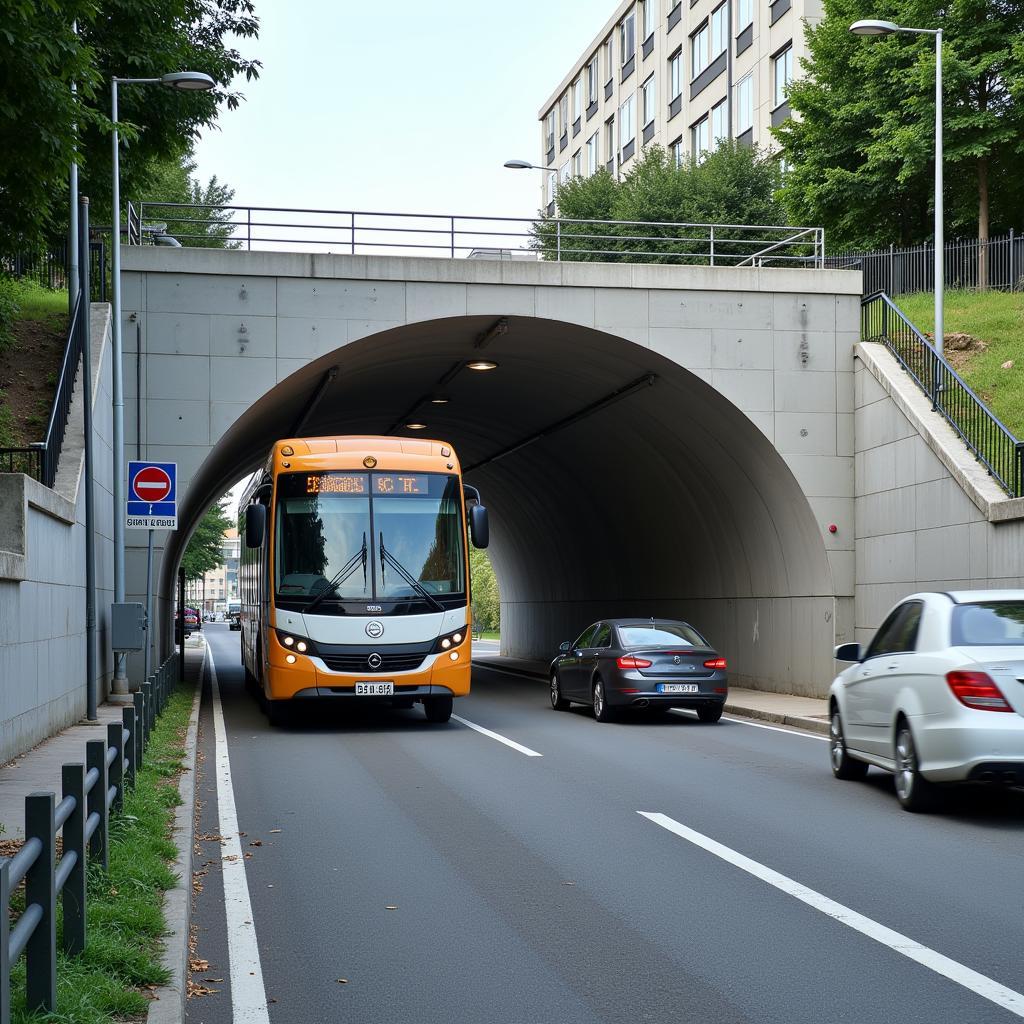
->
[[0, 276, 19, 351]]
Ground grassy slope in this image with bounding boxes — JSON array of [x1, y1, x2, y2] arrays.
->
[[896, 290, 1024, 436], [11, 684, 193, 1023]]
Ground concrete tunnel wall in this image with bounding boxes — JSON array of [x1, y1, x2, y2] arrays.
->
[[155, 317, 842, 697]]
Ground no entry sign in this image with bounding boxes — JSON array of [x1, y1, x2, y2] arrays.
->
[[127, 461, 177, 529]]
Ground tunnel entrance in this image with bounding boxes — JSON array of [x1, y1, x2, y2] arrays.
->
[[162, 315, 837, 696]]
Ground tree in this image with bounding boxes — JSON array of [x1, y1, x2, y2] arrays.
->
[[0, 0, 260, 252], [775, 0, 1024, 269], [181, 499, 232, 581], [533, 144, 788, 263], [469, 548, 499, 633]]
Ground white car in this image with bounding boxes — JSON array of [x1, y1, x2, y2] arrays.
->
[[829, 591, 1024, 811]]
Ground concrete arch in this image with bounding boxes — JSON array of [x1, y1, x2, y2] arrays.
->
[[163, 314, 837, 695]]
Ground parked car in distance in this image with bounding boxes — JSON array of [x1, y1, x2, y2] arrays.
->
[[549, 618, 728, 723], [227, 602, 241, 631], [830, 591, 1024, 812]]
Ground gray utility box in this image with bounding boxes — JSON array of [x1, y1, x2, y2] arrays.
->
[[112, 602, 147, 652]]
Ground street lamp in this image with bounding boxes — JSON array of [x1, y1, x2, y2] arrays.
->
[[110, 69, 215, 694], [503, 159, 558, 174], [850, 19, 944, 357]]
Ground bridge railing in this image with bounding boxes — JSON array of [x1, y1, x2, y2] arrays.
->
[[0, 655, 178, 1024], [125, 201, 826, 268], [861, 291, 1024, 497]]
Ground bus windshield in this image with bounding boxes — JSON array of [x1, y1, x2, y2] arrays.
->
[[274, 471, 465, 609]]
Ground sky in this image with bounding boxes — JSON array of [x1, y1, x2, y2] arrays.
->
[[193, 0, 611, 223]]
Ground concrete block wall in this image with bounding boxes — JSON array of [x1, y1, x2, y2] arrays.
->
[[854, 342, 1024, 644], [0, 305, 115, 764]]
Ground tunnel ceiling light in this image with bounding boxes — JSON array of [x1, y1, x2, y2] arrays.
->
[[466, 360, 498, 371], [430, 396, 450, 404], [405, 422, 428, 430]]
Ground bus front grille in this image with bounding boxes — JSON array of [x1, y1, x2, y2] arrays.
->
[[320, 653, 427, 673]]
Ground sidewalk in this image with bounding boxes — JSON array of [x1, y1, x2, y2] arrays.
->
[[0, 634, 205, 840], [473, 653, 830, 735]]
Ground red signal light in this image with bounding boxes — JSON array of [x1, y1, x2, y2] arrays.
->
[[617, 655, 652, 669], [946, 671, 1013, 712], [704, 657, 727, 670]]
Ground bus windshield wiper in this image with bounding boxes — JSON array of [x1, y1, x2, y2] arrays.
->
[[378, 533, 444, 612], [304, 533, 367, 613]]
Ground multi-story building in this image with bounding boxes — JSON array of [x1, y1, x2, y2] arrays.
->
[[538, 0, 820, 212], [198, 527, 240, 614]]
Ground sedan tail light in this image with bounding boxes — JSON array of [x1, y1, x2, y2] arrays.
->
[[703, 657, 727, 670], [946, 671, 1013, 712], [617, 655, 652, 669]]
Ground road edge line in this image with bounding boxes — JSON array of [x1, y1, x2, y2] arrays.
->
[[146, 641, 205, 1024], [451, 714, 544, 757]]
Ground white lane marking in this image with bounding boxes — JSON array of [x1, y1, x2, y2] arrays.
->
[[668, 707, 828, 741], [208, 648, 271, 1023], [451, 714, 543, 757], [639, 811, 1024, 1019]]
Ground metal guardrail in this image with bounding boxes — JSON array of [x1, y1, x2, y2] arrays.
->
[[126, 201, 827, 268], [827, 231, 1022, 297], [861, 291, 1024, 497], [1, 242, 107, 303], [0, 654, 179, 1023]]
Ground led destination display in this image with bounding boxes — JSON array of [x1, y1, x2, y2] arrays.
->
[[304, 473, 430, 495]]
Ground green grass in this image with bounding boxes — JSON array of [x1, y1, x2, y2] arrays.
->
[[10, 684, 194, 1024], [895, 290, 1024, 437], [9, 280, 68, 322], [474, 631, 500, 641]]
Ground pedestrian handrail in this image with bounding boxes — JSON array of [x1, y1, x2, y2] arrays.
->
[[125, 200, 827, 268], [861, 291, 1024, 497], [0, 653, 179, 1023]]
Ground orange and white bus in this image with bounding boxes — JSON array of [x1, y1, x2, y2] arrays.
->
[[238, 437, 489, 725]]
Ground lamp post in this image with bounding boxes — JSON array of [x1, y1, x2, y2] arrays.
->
[[504, 159, 561, 217], [850, 19, 943, 357], [110, 70, 214, 694]]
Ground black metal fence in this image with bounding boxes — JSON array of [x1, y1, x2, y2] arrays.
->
[[0, 655, 179, 1024], [862, 292, 1024, 497], [1, 242, 107, 303], [830, 232, 1023, 297]]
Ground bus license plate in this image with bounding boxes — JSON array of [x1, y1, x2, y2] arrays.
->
[[355, 682, 394, 696], [660, 683, 699, 694]]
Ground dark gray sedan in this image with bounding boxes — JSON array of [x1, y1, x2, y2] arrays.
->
[[549, 619, 728, 723]]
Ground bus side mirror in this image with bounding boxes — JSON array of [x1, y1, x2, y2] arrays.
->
[[469, 504, 489, 549], [245, 504, 266, 549]]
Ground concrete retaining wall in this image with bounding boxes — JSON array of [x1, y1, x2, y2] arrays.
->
[[0, 305, 115, 762]]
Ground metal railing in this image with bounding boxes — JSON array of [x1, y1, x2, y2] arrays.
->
[[828, 231, 1022, 297], [862, 292, 1024, 497], [125, 201, 827, 267], [1, 242, 107, 303], [0, 654, 178, 1024]]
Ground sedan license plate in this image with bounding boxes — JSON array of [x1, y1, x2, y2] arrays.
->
[[355, 682, 394, 696], [659, 683, 699, 694]]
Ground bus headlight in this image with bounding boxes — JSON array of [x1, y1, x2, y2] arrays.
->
[[275, 630, 316, 656], [432, 628, 468, 654]]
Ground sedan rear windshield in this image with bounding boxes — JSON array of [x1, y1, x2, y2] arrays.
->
[[618, 623, 708, 647], [951, 602, 1024, 646]]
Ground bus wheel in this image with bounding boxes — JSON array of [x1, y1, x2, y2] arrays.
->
[[423, 696, 453, 723]]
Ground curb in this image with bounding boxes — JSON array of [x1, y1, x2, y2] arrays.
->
[[475, 658, 830, 736], [147, 644, 205, 1024]]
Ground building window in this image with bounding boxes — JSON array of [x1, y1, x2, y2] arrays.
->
[[711, 98, 728, 149], [736, 0, 752, 29], [547, 171, 557, 206], [669, 50, 682, 99], [642, 0, 656, 40], [559, 161, 570, 186], [620, 10, 636, 65], [559, 93, 569, 136], [670, 136, 684, 167], [735, 73, 753, 133], [710, 4, 728, 58], [587, 132, 599, 174], [690, 113, 710, 158], [773, 44, 793, 108], [587, 56, 599, 105], [690, 22, 709, 77], [573, 80, 582, 124], [572, 149, 582, 177], [642, 74, 656, 127], [603, 38, 614, 82], [545, 110, 555, 153], [605, 116, 616, 165], [619, 94, 635, 150]]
